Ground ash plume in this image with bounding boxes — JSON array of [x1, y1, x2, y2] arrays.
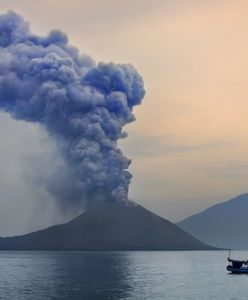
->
[[0, 11, 145, 207]]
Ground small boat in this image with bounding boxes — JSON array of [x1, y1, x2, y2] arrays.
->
[[226, 250, 248, 274]]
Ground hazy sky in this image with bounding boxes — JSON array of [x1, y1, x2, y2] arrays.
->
[[0, 0, 248, 235]]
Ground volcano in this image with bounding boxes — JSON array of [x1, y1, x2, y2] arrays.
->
[[0, 202, 213, 250]]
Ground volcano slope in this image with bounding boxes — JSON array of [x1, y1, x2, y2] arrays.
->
[[0, 201, 214, 250]]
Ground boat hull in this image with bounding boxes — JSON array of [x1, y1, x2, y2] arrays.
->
[[227, 265, 248, 274]]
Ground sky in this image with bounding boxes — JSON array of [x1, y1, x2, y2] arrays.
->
[[0, 0, 248, 235]]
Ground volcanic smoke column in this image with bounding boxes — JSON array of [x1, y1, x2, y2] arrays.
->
[[0, 11, 145, 205]]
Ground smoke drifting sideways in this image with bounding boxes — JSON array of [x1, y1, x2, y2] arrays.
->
[[0, 11, 145, 209]]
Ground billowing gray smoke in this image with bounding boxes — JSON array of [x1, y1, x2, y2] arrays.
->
[[0, 11, 145, 207]]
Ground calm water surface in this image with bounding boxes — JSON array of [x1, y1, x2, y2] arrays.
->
[[0, 251, 248, 300]]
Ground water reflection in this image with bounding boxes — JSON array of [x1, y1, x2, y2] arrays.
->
[[0, 251, 133, 300], [51, 252, 133, 300], [2, 251, 248, 300]]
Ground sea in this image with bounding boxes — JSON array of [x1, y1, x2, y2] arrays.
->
[[0, 250, 248, 300]]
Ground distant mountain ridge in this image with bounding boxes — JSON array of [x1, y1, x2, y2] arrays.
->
[[0, 201, 213, 251], [177, 193, 248, 249]]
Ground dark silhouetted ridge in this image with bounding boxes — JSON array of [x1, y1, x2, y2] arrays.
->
[[0, 202, 213, 250], [177, 193, 248, 249]]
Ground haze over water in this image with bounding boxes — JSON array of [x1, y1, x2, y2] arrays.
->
[[1, 251, 248, 300]]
